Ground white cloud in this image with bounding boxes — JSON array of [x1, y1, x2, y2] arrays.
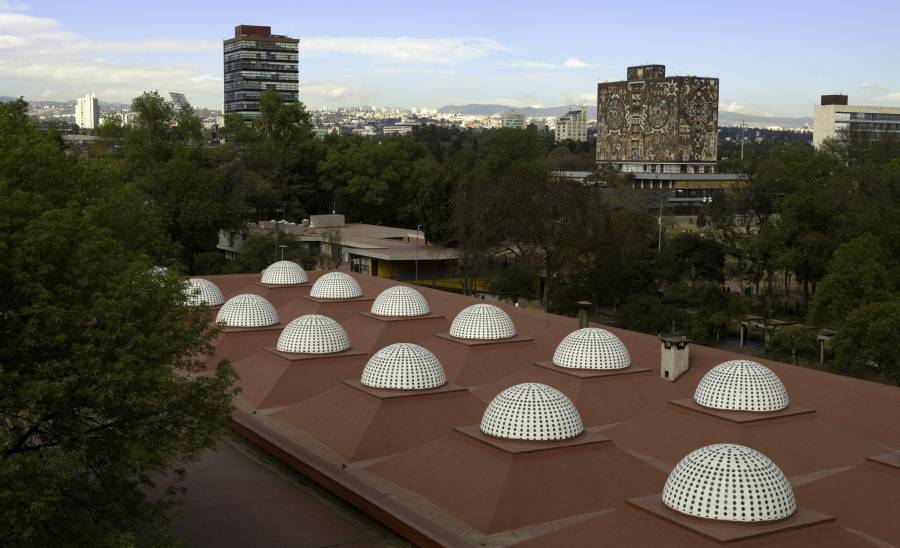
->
[[566, 91, 595, 104], [0, 14, 221, 105], [860, 82, 888, 94], [0, 1, 29, 12], [719, 101, 773, 118], [303, 36, 508, 64], [873, 92, 900, 102], [501, 57, 607, 70]]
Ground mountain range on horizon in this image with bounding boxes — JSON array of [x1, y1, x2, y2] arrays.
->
[[437, 104, 812, 129], [3, 95, 812, 129]]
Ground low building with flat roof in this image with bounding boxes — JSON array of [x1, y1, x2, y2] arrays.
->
[[218, 214, 458, 281]]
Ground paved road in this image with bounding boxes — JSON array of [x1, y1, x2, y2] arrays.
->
[[171, 438, 405, 547]]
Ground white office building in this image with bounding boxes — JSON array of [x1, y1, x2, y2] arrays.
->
[[813, 94, 900, 148], [556, 106, 587, 142], [75, 93, 100, 130], [500, 110, 525, 129]]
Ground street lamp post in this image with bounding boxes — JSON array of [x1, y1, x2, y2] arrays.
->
[[415, 224, 421, 282]]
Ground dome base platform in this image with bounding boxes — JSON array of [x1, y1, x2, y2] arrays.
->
[[868, 452, 900, 470], [433, 332, 533, 346], [627, 495, 833, 544], [230, 346, 369, 410], [669, 398, 814, 424], [533, 360, 652, 379], [454, 424, 610, 455], [343, 378, 467, 399]]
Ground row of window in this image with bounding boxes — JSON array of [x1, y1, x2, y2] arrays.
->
[[835, 121, 900, 132], [835, 111, 900, 122], [224, 60, 298, 73], [224, 40, 298, 54], [619, 163, 715, 174], [224, 51, 298, 63], [225, 71, 298, 82], [225, 82, 299, 92]]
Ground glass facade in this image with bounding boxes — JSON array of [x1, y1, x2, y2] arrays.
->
[[835, 111, 900, 135], [223, 35, 299, 118]]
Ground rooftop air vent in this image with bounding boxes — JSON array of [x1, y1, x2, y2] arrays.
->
[[310, 272, 363, 299], [276, 314, 350, 354], [552, 327, 630, 370], [370, 286, 430, 317], [183, 278, 225, 306], [261, 260, 308, 285], [694, 360, 789, 412], [662, 443, 796, 522], [449, 303, 516, 340], [361, 343, 446, 390], [480, 383, 583, 441], [215, 294, 279, 327]]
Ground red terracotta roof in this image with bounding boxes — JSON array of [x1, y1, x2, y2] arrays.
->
[[201, 270, 900, 546]]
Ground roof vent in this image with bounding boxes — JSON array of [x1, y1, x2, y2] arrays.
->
[[276, 314, 350, 354], [261, 260, 308, 285], [361, 343, 446, 390], [183, 278, 225, 306], [449, 304, 516, 340], [694, 360, 789, 412], [662, 443, 796, 522], [370, 286, 430, 317], [480, 383, 583, 441], [310, 272, 363, 299], [216, 294, 279, 327], [553, 327, 630, 370]]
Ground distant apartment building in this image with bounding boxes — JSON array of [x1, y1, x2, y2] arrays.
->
[[75, 93, 99, 130], [813, 94, 900, 148], [555, 106, 587, 142], [597, 64, 719, 174], [500, 110, 526, 129], [169, 92, 189, 112], [223, 25, 299, 119]]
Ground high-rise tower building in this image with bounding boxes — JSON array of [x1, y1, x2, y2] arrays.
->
[[223, 25, 299, 119], [556, 106, 587, 142], [75, 93, 100, 130], [597, 65, 718, 174]]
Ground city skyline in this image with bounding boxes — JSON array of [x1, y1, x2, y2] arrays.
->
[[3, 0, 900, 116]]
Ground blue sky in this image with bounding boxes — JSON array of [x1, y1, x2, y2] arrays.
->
[[3, 0, 900, 116]]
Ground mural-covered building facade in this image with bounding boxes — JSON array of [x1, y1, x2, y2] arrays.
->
[[596, 65, 719, 174]]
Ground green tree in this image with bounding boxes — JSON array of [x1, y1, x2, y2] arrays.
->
[[0, 100, 237, 546], [810, 234, 894, 327], [832, 298, 900, 385], [767, 325, 818, 365], [616, 295, 683, 335]]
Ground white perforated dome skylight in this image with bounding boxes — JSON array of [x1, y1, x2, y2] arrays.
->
[[215, 294, 279, 327], [310, 272, 363, 299], [361, 343, 446, 390], [480, 383, 583, 441], [552, 327, 631, 370], [662, 443, 796, 523], [276, 314, 350, 354], [183, 278, 225, 306], [261, 260, 308, 285], [694, 360, 790, 412], [449, 304, 516, 340], [370, 286, 430, 317]]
